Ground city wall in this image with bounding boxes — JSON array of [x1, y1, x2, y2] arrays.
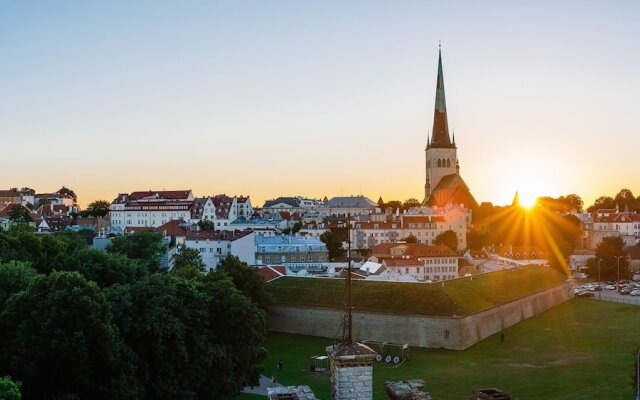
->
[[268, 283, 573, 350]]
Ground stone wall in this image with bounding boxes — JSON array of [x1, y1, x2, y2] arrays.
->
[[268, 283, 573, 350], [333, 365, 373, 400]]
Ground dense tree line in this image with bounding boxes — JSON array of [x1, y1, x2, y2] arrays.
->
[[0, 226, 267, 399], [587, 188, 640, 213], [467, 200, 582, 274]]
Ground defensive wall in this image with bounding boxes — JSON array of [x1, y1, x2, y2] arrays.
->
[[268, 283, 573, 350]]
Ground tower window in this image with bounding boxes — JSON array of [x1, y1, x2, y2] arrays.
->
[[446, 159, 451, 168]]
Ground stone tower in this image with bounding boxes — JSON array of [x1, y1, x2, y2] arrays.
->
[[424, 46, 458, 203]]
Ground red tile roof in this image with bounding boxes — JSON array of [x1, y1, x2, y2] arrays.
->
[[155, 220, 188, 237], [383, 258, 422, 267], [128, 190, 192, 201]]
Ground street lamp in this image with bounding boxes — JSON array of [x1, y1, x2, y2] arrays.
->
[[597, 258, 601, 300], [615, 255, 624, 291]]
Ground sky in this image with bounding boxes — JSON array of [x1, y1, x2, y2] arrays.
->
[[1, 1, 639, 208]]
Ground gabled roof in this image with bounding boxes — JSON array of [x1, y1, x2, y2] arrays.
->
[[426, 173, 478, 209], [0, 190, 21, 198], [263, 197, 300, 208], [326, 196, 377, 209], [41, 215, 71, 231], [155, 220, 188, 237]]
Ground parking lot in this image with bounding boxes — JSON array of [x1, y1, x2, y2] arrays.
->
[[593, 290, 640, 305], [574, 282, 640, 306]]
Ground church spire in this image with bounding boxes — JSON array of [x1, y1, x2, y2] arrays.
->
[[429, 45, 453, 148]]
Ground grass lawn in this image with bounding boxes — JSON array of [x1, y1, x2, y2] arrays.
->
[[253, 299, 640, 399], [268, 267, 567, 316]]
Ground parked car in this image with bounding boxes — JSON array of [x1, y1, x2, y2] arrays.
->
[[605, 285, 616, 290], [577, 291, 595, 298], [630, 289, 640, 296], [619, 287, 632, 295]]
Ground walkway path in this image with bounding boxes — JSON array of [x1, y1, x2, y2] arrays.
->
[[242, 375, 282, 397]]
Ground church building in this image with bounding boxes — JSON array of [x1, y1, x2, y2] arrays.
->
[[423, 48, 478, 209]]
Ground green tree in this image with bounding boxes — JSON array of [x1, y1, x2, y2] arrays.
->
[[19, 188, 35, 196], [0, 262, 37, 309], [172, 245, 206, 272], [0, 272, 140, 399], [197, 219, 215, 230], [8, 206, 31, 224], [214, 256, 272, 310], [466, 227, 490, 250], [69, 249, 149, 287], [106, 274, 266, 400], [615, 188, 635, 211], [0, 376, 21, 400], [435, 230, 458, 251], [402, 198, 421, 210], [107, 231, 164, 271], [291, 220, 303, 233], [56, 186, 77, 202], [585, 237, 629, 281], [587, 196, 615, 213], [403, 234, 418, 244], [36, 198, 51, 207], [319, 231, 345, 260], [82, 200, 110, 218], [383, 200, 402, 213]]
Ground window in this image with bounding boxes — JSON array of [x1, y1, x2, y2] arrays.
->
[[444, 330, 449, 339]]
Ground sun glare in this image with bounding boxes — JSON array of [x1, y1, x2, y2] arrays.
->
[[519, 192, 538, 209]]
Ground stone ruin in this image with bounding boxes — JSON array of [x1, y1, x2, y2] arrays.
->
[[267, 384, 318, 400], [466, 388, 517, 400], [384, 379, 433, 400]]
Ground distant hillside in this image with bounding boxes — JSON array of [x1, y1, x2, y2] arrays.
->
[[267, 267, 567, 316]]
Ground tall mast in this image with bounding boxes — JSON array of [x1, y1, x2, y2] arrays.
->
[[344, 212, 353, 344]]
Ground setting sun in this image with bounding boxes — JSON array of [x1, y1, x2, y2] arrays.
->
[[518, 191, 539, 209]]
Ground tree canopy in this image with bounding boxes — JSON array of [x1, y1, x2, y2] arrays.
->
[[56, 186, 77, 202], [81, 200, 111, 217], [8, 206, 31, 224], [107, 231, 164, 271], [171, 245, 206, 272], [0, 228, 268, 399], [319, 230, 345, 260], [585, 237, 629, 281], [0, 271, 140, 399], [435, 230, 458, 252]]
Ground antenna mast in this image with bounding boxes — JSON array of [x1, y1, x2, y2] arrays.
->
[[343, 212, 353, 344]]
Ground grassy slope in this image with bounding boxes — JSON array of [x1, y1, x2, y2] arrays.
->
[[254, 299, 640, 400], [268, 267, 567, 316]]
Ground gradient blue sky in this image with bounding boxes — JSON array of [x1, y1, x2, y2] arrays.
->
[[1, 1, 639, 207]]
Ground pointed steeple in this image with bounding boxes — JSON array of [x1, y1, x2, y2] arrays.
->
[[429, 45, 454, 148], [512, 191, 521, 207]]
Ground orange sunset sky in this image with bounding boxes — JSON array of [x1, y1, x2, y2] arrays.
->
[[1, 2, 638, 208]]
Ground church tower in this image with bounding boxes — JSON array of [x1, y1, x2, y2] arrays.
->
[[424, 46, 458, 203]]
